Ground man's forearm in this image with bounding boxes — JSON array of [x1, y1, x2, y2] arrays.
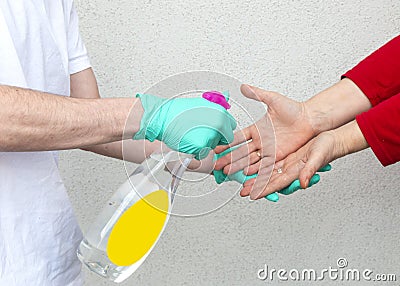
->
[[83, 140, 164, 163], [0, 85, 143, 151], [305, 78, 372, 135]]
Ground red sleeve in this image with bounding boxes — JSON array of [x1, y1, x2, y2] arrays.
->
[[342, 35, 400, 106], [356, 92, 400, 166]]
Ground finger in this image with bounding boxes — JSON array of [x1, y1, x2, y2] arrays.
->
[[227, 112, 237, 130], [240, 177, 256, 197], [252, 172, 294, 200], [229, 171, 257, 184], [317, 164, 332, 172], [265, 192, 280, 202], [278, 174, 321, 196], [214, 126, 252, 154], [299, 154, 326, 189], [243, 157, 279, 185], [243, 149, 278, 175], [243, 177, 256, 191], [240, 84, 280, 106], [214, 144, 230, 154], [243, 178, 255, 187], [240, 84, 264, 102], [308, 174, 321, 187], [196, 136, 220, 160], [240, 186, 251, 197], [248, 161, 275, 200], [243, 161, 261, 176], [223, 150, 262, 175], [249, 159, 293, 200], [215, 142, 257, 172], [217, 128, 234, 146], [278, 179, 302, 196], [215, 111, 238, 146]]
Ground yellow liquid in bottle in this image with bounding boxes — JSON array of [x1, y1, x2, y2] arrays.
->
[[106, 190, 169, 266]]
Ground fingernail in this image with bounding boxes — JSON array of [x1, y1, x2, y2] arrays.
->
[[249, 191, 260, 201], [304, 178, 310, 188]]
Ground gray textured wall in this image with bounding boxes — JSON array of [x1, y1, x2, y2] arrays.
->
[[60, 1, 400, 285]]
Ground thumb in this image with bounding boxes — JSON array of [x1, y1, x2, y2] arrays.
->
[[299, 152, 325, 189], [240, 84, 280, 106]]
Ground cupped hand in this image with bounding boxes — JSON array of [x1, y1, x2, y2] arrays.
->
[[241, 131, 340, 200], [214, 84, 316, 184]]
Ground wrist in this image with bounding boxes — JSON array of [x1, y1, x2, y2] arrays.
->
[[304, 78, 372, 135], [330, 120, 369, 159], [133, 94, 166, 141], [303, 100, 334, 137], [122, 97, 144, 139]]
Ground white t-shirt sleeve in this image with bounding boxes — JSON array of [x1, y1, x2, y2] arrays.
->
[[67, 3, 91, 75]]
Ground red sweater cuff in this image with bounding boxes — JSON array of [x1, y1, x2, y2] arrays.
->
[[342, 35, 400, 106], [356, 93, 400, 166]]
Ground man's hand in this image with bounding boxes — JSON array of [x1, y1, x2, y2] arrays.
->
[[134, 94, 237, 160], [214, 84, 316, 180]]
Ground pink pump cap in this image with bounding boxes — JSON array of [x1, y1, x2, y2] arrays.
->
[[202, 91, 231, 110]]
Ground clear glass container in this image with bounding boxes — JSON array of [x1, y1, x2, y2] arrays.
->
[[77, 151, 192, 283]]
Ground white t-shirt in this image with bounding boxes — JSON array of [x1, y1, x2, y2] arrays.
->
[[0, 1, 91, 285]]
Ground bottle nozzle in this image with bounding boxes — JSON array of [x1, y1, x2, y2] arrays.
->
[[202, 91, 231, 110]]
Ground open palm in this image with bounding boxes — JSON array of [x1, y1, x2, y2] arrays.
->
[[214, 84, 315, 176]]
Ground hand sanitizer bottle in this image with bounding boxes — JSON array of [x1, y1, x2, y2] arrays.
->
[[77, 150, 192, 283]]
